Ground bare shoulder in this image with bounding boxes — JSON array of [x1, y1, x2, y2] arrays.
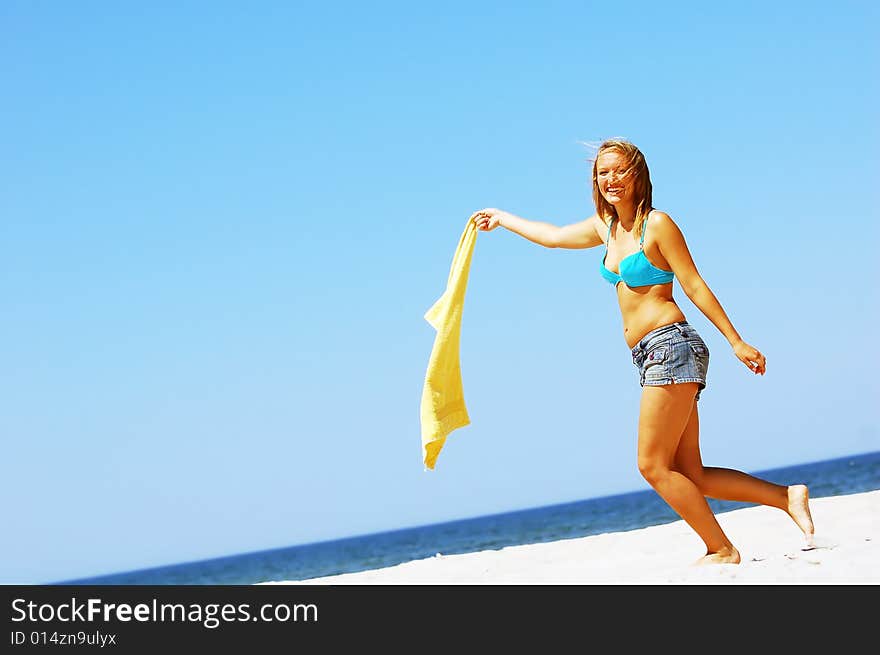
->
[[647, 209, 675, 227], [587, 212, 605, 229], [647, 209, 684, 239], [588, 212, 612, 245], [553, 212, 606, 249], [587, 213, 609, 239]]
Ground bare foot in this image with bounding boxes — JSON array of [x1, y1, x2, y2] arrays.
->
[[787, 484, 815, 547], [694, 546, 741, 565]]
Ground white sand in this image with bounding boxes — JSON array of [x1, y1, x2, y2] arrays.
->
[[263, 489, 880, 585]]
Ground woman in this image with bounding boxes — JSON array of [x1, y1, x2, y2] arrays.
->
[[473, 138, 814, 564]]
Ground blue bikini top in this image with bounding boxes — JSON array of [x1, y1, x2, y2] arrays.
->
[[600, 216, 674, 287]]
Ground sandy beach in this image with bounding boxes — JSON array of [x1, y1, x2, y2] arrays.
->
[[264, 489, 879, 585]]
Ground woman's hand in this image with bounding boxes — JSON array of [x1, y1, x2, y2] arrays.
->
[[473, 208, 506, 231], [732, 340, 766, 375]]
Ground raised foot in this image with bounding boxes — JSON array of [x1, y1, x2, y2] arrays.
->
[[787, 484, 815, 548], [693, 546, 741, 566]]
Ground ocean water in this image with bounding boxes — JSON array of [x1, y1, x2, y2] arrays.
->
[[58, 451, 879, 585]]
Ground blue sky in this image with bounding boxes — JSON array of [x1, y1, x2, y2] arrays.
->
[[2, 1, 877, 584]]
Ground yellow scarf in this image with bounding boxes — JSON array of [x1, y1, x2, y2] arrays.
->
[[420, 214, 478, 470]]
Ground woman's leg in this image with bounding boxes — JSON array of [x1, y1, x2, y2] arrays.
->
[[637, 383, 740, 564], [672, 399, 815, 544]]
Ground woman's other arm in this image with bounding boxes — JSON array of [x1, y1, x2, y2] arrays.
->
[[651, 211, 767, 375]]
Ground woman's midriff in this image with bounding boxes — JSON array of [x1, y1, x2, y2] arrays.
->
[[617, 282, 686, 349]]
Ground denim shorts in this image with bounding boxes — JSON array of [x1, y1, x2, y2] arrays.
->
[[631, 321, 709, 400]]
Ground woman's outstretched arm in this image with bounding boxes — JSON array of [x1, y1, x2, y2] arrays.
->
[[650, 211, 767, 376], [474, 208, 604, 249]]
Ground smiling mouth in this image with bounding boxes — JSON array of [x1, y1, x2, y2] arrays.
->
[[606, 187, 622, 194]]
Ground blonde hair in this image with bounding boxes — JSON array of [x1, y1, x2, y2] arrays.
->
[[588, 138, 653, 239]]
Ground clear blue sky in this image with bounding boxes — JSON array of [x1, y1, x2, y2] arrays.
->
[[2, 1, 877, 584]]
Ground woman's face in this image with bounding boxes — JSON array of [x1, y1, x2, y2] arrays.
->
[[596, 150, 632, 205]]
